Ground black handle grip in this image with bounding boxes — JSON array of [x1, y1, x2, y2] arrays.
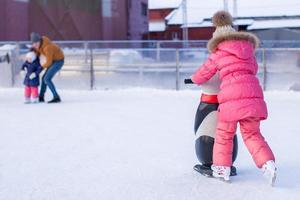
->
[[184, 78, 194, 84]]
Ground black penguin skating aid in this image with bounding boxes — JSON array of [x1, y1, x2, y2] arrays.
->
[[184, 76, 238, 178]]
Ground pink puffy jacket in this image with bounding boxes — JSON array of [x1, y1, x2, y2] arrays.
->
[[192, 36, 267, 122]]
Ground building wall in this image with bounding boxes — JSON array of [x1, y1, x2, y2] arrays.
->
[[147, 32, 165, 40], [148, 8, 215, 41], [188, 27, 215, 40], [29, 0, 103, 40], [30, 0, 148, 40], [101, 0, 128, 40], [128, 0, 148, 40], [165, 25, 182, 40], [149, 25, 181, 40], [0, 0, 148, 41], [0, 0, 8, 40], [0, 0, 29, 41]]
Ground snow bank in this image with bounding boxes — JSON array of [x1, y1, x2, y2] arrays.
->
[[0, 44, 16, 51], [248, 19, 300, 30]]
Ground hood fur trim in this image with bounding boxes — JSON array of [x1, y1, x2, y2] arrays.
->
[[207, 31, 260, 53]]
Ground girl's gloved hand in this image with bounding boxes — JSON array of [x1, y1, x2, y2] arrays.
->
[[184, 78, 194, 84], [29, 73, 36, 80]]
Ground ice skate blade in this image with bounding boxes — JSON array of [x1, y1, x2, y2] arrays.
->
[[194, 164, 237, 177], [193, 164, 213, 177], [212, 173, 230, 183], [263, 170, 277, 187], [214, 176, 231, 183], [270, 172, 277, 187]]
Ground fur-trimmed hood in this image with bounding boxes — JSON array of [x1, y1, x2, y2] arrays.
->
[[207, 31, 260, 53]]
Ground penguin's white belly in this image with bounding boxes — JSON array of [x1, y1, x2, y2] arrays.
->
[[195, 111, 217, 140]]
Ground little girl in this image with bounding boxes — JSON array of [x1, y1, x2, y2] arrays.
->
[[191, 11, 276, 185], [22, 51, 43, 103]]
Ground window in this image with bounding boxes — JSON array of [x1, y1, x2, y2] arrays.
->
[[102, 0, 112, 17], [141, 2, 148, 16], [172, 32, 179, 40]]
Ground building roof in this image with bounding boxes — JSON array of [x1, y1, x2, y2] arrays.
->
[[248, 19, 300, 30], [182, 19, 255, 28], [157, 0, 300, 28], [149, 0, 181, 10]]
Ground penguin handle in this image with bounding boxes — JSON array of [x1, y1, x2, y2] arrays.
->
[[184, 78, 194, 84]]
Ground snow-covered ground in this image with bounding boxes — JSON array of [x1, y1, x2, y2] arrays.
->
[[0, 88, 300, 200]]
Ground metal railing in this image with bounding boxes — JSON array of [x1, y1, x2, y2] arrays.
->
[[1, 40, 300, 91], [2, 39, 300, 49]]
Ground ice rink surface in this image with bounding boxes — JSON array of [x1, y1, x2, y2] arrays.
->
[[0, 88, 299, 200]]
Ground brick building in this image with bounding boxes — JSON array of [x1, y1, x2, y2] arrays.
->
[[148, 1, 182, 40], [0, 0, 148, 41]]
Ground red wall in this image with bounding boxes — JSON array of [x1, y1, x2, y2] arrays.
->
[[148, 25, 182, 40], [29, 1, 103, 40], [165, 25, 182, 40], [148, 8, 215, 41], [0, 0, 148, 41], [0, 0, 28, 41], [188, 27, 215, 40]]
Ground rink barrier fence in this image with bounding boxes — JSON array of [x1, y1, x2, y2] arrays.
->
[[1, 40, 300, 90]]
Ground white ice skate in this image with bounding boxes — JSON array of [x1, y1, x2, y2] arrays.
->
[[24, 97, 31, 104], [262, 160, 277, 186], [31, 97, 39, 104], [211, 165, 231, 182]]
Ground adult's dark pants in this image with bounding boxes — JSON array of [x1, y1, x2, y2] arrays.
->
[[40, 60, 64, 98]]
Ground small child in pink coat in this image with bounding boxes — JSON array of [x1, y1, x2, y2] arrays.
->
[[191, 11, 276, 185]]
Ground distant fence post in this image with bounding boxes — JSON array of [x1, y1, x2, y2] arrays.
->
[[0, 51, 13, 87], [90, 49, 94, 90], [262, 48, 267, 91], [11, 42, 21, 86], [84, 42, 88, 64], [175, 49, 180, 90], [156, 41, 161, 62], [138, 63, 144, 85]]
